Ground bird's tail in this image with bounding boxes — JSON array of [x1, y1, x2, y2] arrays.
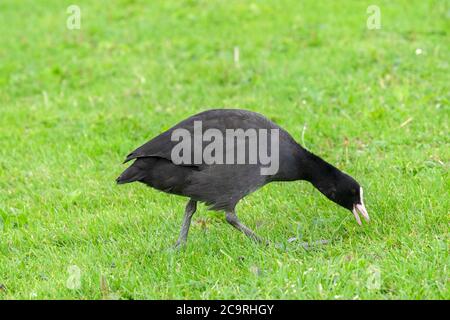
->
[[116, 161, 147, 184]]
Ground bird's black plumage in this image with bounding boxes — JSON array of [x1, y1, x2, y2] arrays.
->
[[117, 109, 369, 245]]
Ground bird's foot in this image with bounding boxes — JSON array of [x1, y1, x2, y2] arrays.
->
[[173, 240, 187, 250]]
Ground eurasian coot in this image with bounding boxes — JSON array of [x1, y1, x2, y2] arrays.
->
[[117, 109, 369, 246]]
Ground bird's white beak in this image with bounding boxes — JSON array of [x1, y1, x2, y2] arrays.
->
[[352, 187, 370, 225], [352, 203, 370, 225]]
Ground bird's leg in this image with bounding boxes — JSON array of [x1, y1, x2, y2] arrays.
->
[[225, 211, 263, 243], [174, 199, 197, 248]]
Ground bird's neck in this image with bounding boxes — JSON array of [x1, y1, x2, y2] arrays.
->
[[300, 150, 342, 197], [275, 144, 341, 194], [301, 150, 339, 182]]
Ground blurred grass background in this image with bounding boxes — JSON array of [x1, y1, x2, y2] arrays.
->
[[0, 0, 448, 299]]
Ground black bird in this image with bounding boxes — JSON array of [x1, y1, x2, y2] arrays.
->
[[117, 109, 369, 246]]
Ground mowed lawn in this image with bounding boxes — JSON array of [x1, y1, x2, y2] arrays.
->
[[0, 0, 448, 299]]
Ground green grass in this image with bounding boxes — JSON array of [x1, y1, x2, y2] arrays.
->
[[0, 0, 448, 299]]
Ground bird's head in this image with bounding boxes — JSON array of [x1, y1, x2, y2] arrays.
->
[[317, 173, 370, 225]]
